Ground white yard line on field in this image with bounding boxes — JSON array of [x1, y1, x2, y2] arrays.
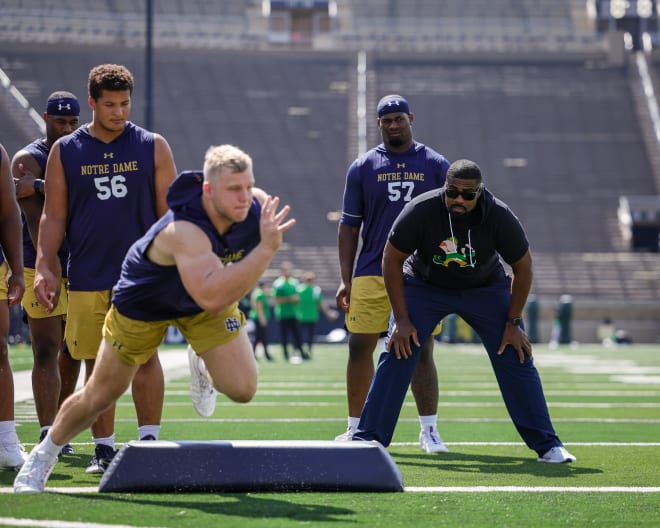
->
[[2, 486, 659, 496], [12, 440, 660, 448], [94, 417, 660, 424], [0, 516, 167, 528], [404, 486, 660, 493]]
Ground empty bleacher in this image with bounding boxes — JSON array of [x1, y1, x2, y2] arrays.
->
[[369, 56, 655, 255], [0, 46, 351, 252], [0, 0, 606, 55], [0, 1, 658, 340], [364, 54, 660, 335], [2, 45, 658, 294], [0, 0, 262, 49], [337, 0, 604, 54], [150, 49, 352, 249]]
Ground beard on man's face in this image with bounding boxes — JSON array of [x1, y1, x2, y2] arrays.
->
[[448, 204, 469, 218], [386, 137, 404, 148]]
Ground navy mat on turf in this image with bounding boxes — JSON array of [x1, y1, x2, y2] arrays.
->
[[98, 440, 404, 492]]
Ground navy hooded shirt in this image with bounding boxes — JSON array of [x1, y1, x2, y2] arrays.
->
[[112, 171, 261, 321]]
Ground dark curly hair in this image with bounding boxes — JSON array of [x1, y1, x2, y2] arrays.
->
[[88, 64, 134, 100]]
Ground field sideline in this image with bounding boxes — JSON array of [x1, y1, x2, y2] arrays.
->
[[2, 342, 659, 527]]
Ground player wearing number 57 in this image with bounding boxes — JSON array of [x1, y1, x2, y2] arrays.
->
[[33, 64, 176, 473], [335, 94, 449, 449]]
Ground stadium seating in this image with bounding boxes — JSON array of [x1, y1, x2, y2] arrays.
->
[[0, 45, 350, 274], [369, 58, 654, 253], [0, 0, 658, 341], [0, 0, 601, 54]]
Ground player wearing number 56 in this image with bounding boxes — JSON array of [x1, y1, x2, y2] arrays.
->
[[33, 64, 177, 473]]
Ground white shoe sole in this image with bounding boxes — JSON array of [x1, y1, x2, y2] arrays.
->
[[421, 444, 450, 454]]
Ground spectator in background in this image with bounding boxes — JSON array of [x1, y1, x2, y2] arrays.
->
[[238, 292, 252, 318], [549, 294, 573, 348], [249, 280, 273, 361], [11, 91, 82, 455], [272, 261, 308, 362], [596, 317, 616, 346], [613, 329, 633, 345], [0, 143, 27, 470], [597, 318, 633, 346], [297, 271, 339, 358]]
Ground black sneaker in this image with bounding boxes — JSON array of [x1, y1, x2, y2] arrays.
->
[[140, 435, 156, 441], [60, 443, 75, 456], [38, 430, 74, 457], [85, 444, 117, 474]]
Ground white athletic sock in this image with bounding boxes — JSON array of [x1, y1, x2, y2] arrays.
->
[[138, 425, 161, 440], [40, 431, 63, 458], [347, 416, 360, 432], [93, 434, 115, 449], [0, 420, 19, 444], [419, 414, 438, 432]]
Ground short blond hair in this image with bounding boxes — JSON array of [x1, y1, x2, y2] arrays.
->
[[203, 144, 252, 181]]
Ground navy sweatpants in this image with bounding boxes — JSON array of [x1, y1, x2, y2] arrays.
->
[[353, 275, 562, 456]]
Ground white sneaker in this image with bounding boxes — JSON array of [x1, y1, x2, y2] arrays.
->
[[419, 427, 449, 453], [537, 446, 576, 463], [334, 427, 355, 441], [0, 441, 28, 470], [188, 345, 216, 417], [13, 447, 57, 493]]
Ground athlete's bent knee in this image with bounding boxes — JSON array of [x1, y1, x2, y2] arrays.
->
[[223, 378, 257, 403]]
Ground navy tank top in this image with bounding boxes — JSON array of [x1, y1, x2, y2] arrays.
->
[[112, 171, 261, 321], [59, 122, 157, 290]]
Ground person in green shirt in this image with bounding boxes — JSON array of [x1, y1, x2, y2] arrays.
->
[[297, 271, 338, 358], [249, 281, 273, 361], [272, 261, 307, 361]]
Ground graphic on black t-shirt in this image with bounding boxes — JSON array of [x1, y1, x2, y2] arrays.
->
[[433, 236, 476, 268]]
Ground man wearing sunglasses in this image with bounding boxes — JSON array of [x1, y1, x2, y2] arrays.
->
[[353, 159, 576, 464], [336, 94, 450, 453]]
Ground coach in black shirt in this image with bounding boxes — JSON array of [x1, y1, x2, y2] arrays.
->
[[353, 159, 576, 464]]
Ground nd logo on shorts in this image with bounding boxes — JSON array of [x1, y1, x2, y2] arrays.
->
[[225, 317, 241, 332]]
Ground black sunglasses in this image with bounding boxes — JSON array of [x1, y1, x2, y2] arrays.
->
[[444, 185, 481, 200]]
